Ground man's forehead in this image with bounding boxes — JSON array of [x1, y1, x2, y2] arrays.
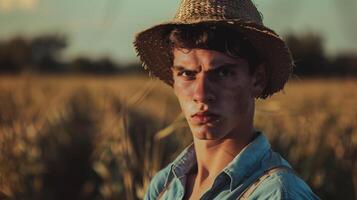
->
[[172, 48, 245, 70]]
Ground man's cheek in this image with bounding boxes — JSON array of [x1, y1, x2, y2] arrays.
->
[[177, 98, 192, 116], [182, 101, 196, 114], [230, 91, 249, 114]]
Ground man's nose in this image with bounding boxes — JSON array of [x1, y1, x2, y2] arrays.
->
[[193, 74, 216, 103]]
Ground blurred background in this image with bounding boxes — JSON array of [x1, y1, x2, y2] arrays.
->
[[0, 0, 356, 199]]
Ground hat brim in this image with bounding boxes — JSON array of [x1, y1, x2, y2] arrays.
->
[[134, 20, 294, 98]]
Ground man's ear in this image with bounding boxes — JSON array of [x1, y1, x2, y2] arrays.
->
[[251, 62, 267, 98]]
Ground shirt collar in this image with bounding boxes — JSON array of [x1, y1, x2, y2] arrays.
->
[[164, 143, 196, 186], [172, 143, 196, 178], [223, 132, 271, 190], [164, 132, 271, 190]]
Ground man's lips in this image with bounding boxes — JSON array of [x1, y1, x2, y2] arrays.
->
[[191, 112, 220, 124]]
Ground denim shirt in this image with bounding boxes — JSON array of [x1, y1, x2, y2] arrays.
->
[[145, 132, 320, 200]]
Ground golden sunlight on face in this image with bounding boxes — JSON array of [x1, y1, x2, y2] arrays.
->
[[172, 48, 257, 140]]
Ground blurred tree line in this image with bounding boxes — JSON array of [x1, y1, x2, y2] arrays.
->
[[0, 34, 144, 75], [286, 33, 357, 77], [0, 33, 357, 76]]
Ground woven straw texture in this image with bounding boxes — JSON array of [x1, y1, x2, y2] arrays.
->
[[134, 0, 294, 98]]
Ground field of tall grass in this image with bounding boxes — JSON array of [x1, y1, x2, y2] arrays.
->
[[0, 74, 356, 200]]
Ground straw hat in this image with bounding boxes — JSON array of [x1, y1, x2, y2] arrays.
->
[[134, 0, 294, 98]]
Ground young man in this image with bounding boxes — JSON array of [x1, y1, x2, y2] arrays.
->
[[134, 0, 320, 199]]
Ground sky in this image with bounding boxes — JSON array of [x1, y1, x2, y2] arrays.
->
[[1, 0, 357, 64]]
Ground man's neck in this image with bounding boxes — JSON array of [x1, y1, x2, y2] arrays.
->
[[192, 128, 257, 188]]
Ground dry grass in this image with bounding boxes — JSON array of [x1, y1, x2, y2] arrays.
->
[[0, 74, 356, 200], [255, 79, 357, 199]]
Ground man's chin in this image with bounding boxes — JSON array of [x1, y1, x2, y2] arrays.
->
[[191, 126, 224, 140]]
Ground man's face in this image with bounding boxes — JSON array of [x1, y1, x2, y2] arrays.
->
[[172, 48, 264, 140]]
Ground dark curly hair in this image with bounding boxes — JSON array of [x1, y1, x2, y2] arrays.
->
[[168, 24, 264, 74]]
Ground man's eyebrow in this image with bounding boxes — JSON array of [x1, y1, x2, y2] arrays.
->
[[210, 63, 237, 71], [172, 63, 237, 71], [172, 65, 194, 71]]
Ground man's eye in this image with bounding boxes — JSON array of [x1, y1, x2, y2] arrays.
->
[[217, 68, 234, 77], [178, 71, 196, 79]]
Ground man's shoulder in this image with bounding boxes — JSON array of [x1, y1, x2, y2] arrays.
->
[[249, 170, 320, 200], [144, 163, 172, 200]]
